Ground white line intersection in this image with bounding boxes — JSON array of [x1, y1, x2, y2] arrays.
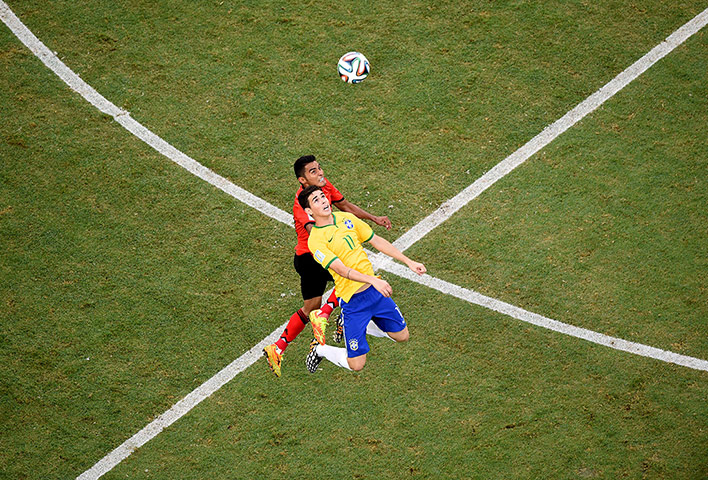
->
[[1, 3, 706, 479]]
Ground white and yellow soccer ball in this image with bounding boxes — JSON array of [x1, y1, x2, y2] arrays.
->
[[337, 51, 370, 84]]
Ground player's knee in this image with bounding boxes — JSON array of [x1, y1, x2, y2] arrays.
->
[[389, 327, 409, 342], [302, 297, 322, 318], [347, 356, 366, 371]]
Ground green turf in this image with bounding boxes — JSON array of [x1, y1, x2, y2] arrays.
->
[[411, 27, 708, 358], [104, 284, 707, 480], [1, 0, 707, 479], [1, 25, 296, 477], [7, 1, 707, 231]]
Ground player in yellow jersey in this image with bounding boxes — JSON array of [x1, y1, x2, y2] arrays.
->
[[298, 185, 426, 372]]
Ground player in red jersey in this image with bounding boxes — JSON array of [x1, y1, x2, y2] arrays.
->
[[263, 155, 391, 377]]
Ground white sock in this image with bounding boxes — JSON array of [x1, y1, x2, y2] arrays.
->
[[316, 344, 352, 370], [366, 321, 393, 341]]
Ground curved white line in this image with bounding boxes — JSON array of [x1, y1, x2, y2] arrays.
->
[[372, 256, 708, 372], [0, 2, 292, 228]]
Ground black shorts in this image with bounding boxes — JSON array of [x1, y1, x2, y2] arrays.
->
[[293, 253, 334, 300]]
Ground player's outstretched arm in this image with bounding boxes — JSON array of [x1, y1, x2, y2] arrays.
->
[[368, 235, 426, 275], [334, 199, 392, 230]]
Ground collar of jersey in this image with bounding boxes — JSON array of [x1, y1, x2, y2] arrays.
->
[[312, 213, 338, 229]]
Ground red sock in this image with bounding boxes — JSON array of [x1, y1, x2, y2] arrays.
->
[[319, 291, 339, 318], [275, 309, 308, 352]]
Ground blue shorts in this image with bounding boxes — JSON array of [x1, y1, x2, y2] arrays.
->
[[340, 286, 406, 358]]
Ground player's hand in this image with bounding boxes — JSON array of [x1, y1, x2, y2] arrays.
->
[[406, 260, 426, 276], [372, 278, 393, 297], [373, 215, 392, 230]]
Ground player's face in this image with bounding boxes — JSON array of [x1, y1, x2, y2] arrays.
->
[[306, 190, 331, 217], [300, 161, 326, 187]]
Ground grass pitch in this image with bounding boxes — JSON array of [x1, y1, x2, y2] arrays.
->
[[1, 1, 706, 479]]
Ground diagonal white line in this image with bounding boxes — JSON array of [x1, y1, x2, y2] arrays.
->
[[372, 256, 708, 372], [392, 6, 708, 253], [2, 3, 706, 480], [76, 328, 285, 480]]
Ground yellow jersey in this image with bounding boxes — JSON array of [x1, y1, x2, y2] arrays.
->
[[308, 212, 375, 302]]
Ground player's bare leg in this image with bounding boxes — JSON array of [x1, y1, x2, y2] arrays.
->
[[302, 297, 321, 317], [347, 354, 367, 372], [387, 326, 409, 343]]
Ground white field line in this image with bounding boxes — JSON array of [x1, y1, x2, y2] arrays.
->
[[392, 7, 708, 253], [0, 2, 292, 228], [371, 256, 708, 372], [76, 328, 284, 480], [2, 3, 707, 479]]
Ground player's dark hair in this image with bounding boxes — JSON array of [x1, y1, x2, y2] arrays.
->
[[294, 155, 316, 178], [298, 185, 322, 210]]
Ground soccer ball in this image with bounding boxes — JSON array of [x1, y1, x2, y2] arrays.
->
[[337, 51, 370, 84]]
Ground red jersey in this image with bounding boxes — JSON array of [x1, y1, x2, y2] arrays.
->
[[293, 178, 344, 255]]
